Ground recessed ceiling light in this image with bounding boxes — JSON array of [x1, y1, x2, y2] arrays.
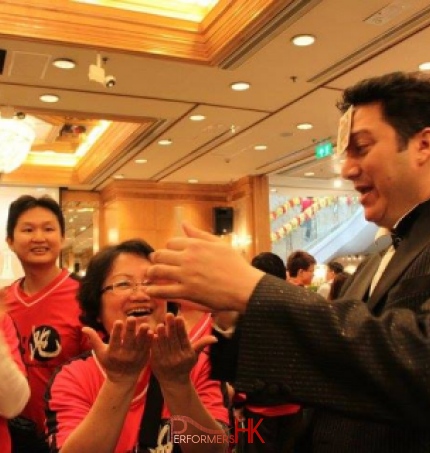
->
[[254, 145, 267, 151], [292, 34, 316, 46], [188, 179, 199, 184], [297, 122, 313, 130], [52, 58, 76, 69], [158, 139, 172, 146], [190, 114, 206, 121], [419, 62, 430, 71], [39, 94, 59, 103], [114, 174, 125, 179], [231, 82, 250, 91], [270, 188, 277, 193], [135, 158, 147, 164], [304, 172, 315, 177]]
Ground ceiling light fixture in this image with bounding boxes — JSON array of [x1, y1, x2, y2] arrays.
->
[[297, 122, 313, 130], [231, 82, 250, 91], [188, 179, 199, 184], [135, 158, 148, 164], [254, 145, 267, 151], [88, 54, 116, 88], [158, 139, 172, 146], [292, 34, 316, 46], [190, 114, 206, 121], [304, 172, 315, 177], [333, 178, 342, 188], [0, 119, 36, 173], [39, 94, 59, 103], [419, 62, 430, 71], [53, 58, 76, 69]]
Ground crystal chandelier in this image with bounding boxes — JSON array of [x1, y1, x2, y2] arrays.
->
[[0, 119, 35, 173]]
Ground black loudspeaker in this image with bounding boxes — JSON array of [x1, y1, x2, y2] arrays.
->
[[213, 207, 234, 235]]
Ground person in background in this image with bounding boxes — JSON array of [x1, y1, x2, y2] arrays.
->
[[317, 261, 344, 298], [286, 250, 316, 287], [251, 252, 286, 281], [327, 271, 350, 301], [4, 195, 90, 453], [147, 71, 430, 452], [300, 197, 314, 240], [45, 239, 228, 453], [240, 251, 303, 453], [0, 289, 30, 453]]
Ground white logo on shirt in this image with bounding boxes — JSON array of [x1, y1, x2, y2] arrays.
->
[[29, 325, 62, 361]]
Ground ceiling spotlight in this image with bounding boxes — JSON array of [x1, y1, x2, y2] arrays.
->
[[88, 54, 116, 88], [190, 114, 206, 121], [304, 172, 315, 177], [158, 139, 172, 146], [188, 179, 199, 184], [419, 62, 430, 71], [254, 145, 267, 151], [135, 158, 147, 164], [53, 58, 76, 69], [40, 94, 60, 103], [296, 122, 313, 130], [292, 34, 316, 46], [231, 82, 250, 91]]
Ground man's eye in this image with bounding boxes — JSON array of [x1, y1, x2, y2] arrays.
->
[[114, 281, 133, 289]]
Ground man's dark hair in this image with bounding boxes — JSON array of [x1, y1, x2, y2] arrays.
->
[[328, 261, 344, 275], [286, 250, 316, 278], [78, 239, 154, 334], [6, 195, 65, 239], [338, 71, 430, 149], [251, 252, 286, 280]]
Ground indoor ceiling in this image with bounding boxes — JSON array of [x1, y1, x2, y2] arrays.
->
[[1, 0, 430, 197]]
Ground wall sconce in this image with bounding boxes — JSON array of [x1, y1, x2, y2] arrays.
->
[[231, 233, 252, 254]]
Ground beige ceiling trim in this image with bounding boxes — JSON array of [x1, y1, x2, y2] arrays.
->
[[0, 119, 157, 187], [310, 4, 430, 85], [101, 179, 230, 204], [75, 121, 153, 184], [213, 0, 322, 69], [0, 163, 80, 186], [0, 0, 294, 66]]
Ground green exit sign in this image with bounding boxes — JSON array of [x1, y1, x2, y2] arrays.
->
[[315, 142, 333, 159]]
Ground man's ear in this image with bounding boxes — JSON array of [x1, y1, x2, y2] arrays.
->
[[416, 127, 430, 165]]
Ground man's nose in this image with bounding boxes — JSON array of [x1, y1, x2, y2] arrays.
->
[[341, 155, 360, 180]]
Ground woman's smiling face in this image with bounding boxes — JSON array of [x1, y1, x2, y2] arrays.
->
[[100, 252, 166, 333]]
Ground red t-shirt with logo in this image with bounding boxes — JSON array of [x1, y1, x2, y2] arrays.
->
[[5, 270, 89, 434]]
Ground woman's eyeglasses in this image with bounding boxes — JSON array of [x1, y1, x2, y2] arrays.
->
[[101, 279, 152, 296]]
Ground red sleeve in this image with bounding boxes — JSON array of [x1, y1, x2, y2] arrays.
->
[[1, 314, 25, 375]]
